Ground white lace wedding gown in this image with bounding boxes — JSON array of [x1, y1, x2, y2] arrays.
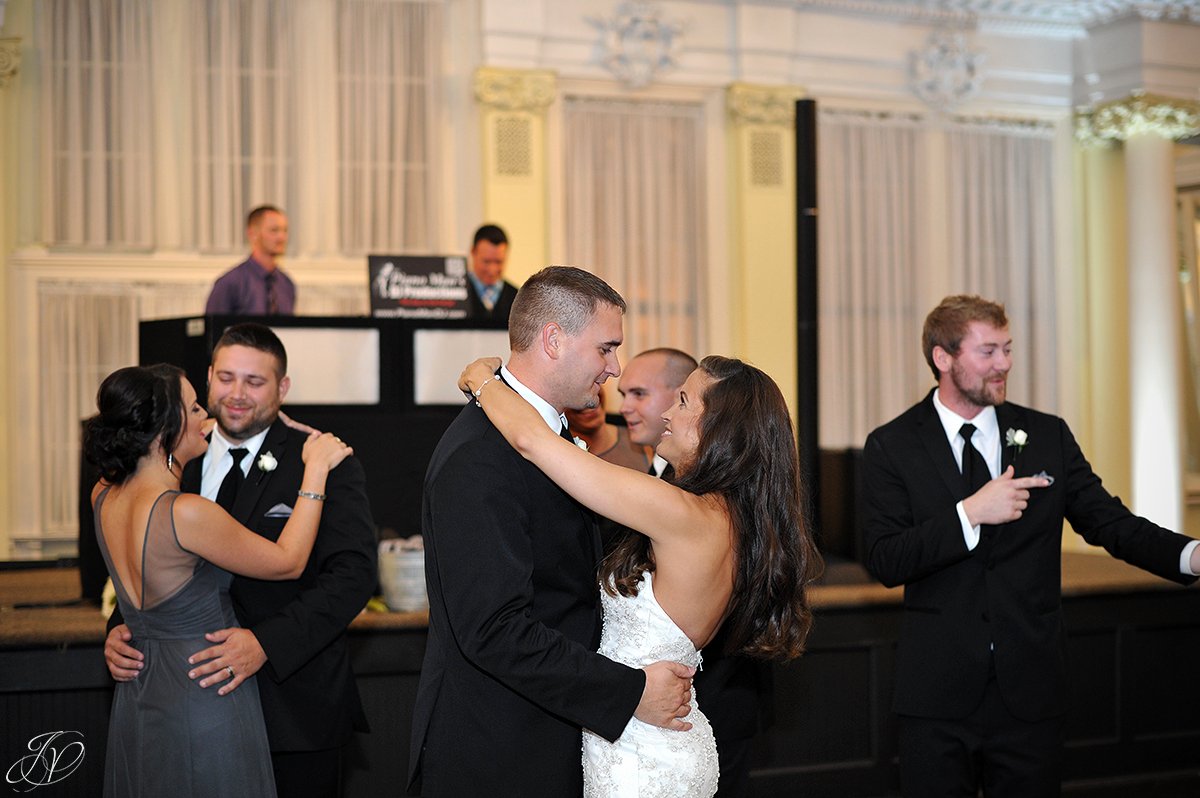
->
[[583, 571, 719, 797]]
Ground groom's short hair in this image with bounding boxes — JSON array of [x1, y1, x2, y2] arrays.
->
[[922, 294, 1008, 381], [508, 266, 626, 352]]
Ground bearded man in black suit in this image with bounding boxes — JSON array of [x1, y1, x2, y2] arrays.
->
[[106, 323, 376, 798], [862, 295, 1200, 797], [408, 266, 696, 797]]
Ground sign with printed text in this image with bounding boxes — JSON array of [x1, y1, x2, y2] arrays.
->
[[368, 255, 470, 319]]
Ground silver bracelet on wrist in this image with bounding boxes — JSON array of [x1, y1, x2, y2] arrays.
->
[[297, 489, 326, 502], [473, 376, 496, 407]]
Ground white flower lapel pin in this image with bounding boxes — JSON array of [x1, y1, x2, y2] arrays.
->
[[573, 436, 589, 452], [256, 451, 278, 483], [1004, 428, 1028, 453]]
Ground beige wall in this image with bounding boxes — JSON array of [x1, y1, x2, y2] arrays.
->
[[0, 1, 31, 557], [726, 87, 802, 417]]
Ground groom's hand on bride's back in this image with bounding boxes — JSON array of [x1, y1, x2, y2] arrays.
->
[[635, 661, 696, 731]]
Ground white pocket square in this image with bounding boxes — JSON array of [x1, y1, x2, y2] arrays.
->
[[264, 503, 293, 518]]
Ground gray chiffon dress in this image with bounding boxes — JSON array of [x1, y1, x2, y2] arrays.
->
[[95, 489, 276, 797]]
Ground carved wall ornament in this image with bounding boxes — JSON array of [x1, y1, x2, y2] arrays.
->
[[473, 67, 557, 113], [588, 2, 683, 89], [797, 0, 1200, 31], [909, 28, 985, 114], [0, 37, 21, 90], [1077, 92, 1200, 142], [727, 83, 806, 127]]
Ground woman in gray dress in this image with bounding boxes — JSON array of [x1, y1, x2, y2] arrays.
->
[[83, 364, 351, 797]]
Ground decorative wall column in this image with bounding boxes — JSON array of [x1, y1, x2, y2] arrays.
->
[[1071, 123, 1132, 532], [1079, 93, 1200, 530], [473, 67, 556, 284], [726, 82, 804, 416]]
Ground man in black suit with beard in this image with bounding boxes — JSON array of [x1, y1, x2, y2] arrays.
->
[[863, 295, 1200, 797], [106, 323, 376, 798], [408, 266, 696, 797]]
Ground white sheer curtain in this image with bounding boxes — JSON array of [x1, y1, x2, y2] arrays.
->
[[944, 125, 1058, 412], [818, 112, 928, 448], [38, 288, 139, 538], [39, 0, 155, 248], [37, 0, 442, 254], [561, 98, 707, 360], [818, 109, 1059, 448], [338, 0, 441, 254], [191, 0, 296, 251]]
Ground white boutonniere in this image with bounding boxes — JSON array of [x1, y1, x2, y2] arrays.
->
[[257, 451, 278, 473], [573, 436, 589, 452], [1005, 428, 1028, 453]]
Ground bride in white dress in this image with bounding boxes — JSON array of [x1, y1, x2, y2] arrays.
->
[[461, 354, 823, 797]]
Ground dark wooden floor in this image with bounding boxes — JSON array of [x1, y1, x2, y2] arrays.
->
[[5, 557, 1200, 797]]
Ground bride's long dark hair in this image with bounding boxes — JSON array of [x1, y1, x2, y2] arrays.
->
[[598, 356, 823, 661]]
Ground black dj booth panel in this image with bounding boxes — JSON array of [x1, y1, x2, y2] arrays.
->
[[138, 315, 509, 537]]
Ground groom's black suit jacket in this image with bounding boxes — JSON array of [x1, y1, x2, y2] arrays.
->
[[862, 391, 1196, 722], [409, 400, 645, 797], [181, 419, 376, 752]]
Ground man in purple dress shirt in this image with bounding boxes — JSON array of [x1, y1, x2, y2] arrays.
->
[[205, 205, 297, 316]]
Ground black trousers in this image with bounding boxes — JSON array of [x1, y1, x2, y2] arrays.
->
[[713, 734, 754, 797], [272, 747, 343, 798], [898, 661, 1063, 798]]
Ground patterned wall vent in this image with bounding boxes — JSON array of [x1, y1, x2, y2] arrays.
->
[[495, 115, 533, 177], [749, 129, 783, 187]]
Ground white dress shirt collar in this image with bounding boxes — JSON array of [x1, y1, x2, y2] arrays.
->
[[651, 453, 670, 478], [932, 389, 1000, 475], [201, 425, 272, 498], [500, 365, 568, 435]]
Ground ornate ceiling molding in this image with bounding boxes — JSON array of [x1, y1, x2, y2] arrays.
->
[[727, 83, 807, 127], [588, 2, 684, 89], [908, 29, 985, 113], [473, 67, 557, 114], [795, 0, 1200, 32], [1077, 92, 1200, 142], [0, 37, 20, 90]]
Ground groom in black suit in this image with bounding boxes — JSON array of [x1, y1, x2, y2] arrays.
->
[[107, 323, 376, 798], [408, 266, 696, 797], [862, 295, 1200, 797]]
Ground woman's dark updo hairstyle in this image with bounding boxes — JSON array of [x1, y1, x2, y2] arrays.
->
[[83, 364, 187, 485], [598, 355, 824, 661]]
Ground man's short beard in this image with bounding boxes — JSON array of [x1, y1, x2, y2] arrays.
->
[[209, 404, 277, 443], [951, 365, 1005, 408]]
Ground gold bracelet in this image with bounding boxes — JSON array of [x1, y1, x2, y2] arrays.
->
[[473, 376, 496, 407], [297, 489, 326, 502]]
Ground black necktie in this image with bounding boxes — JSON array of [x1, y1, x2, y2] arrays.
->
[[647, 462, 657, 476], [216, 448, 249, 512], [958, 424, 991, 494], [660, 464, 675, 482]]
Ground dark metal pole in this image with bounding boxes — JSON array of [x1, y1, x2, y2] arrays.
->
[[795, 99, 820, 532]]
